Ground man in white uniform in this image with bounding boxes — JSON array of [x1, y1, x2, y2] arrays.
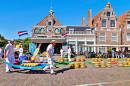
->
[[4, 39, 15, 73], [60, 48, 63, 58], [67, 46, 71, 62], [0, 47, 3, 60], [19, 45, 23, 57], [111, 49, 115, 58], [43, 40, 56, 75]]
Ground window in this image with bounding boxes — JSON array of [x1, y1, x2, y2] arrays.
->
[[34, 28, 39, 34], [37, 36, 47, 38], [100, 33, 105, 42], [110, 20, 115, 27], [87, 42, 94, 52], [48, 22, 51, 26], [86, 29, 91, 34], [99, 47, 106, 53], [127, 33, 130, 41], [52, 36, 61, 38], [107, 11, 111, 17], [101, 19, 107, 27], [69, 28, 74, 34], [111, 33, 117, 42], [127, 21, 130, 29]]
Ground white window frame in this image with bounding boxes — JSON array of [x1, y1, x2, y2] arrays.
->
[[127, 33, 130, 42], [106, 11, 111, 17], [127, 21, 130, 29], [110, 20, 116, 28], [86, 29, 91, 34], [99, 33, 106, 42], [101, 19, 107, 28], [69, 28, 74, 34], [111, 33, 118, 42]]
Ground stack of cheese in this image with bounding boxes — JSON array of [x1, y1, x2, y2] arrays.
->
[[107, 58, 118, 62], [92, 58, 102, 62], [69, 62, 86, 68], [41, 52, 47, 55], [75, 58, 85, 62], [21, 63, 40, 67], [58, 58, 68, 62], [106, 62, 112, 67]]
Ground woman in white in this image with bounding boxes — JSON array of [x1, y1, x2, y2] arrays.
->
[[0, 47, 3, 60], [60, 48, 63, 58], [19, 46, 23, 57]]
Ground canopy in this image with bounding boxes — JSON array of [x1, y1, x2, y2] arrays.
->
[[81, 44, 130, 47]]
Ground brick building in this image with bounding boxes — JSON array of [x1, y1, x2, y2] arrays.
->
[[118, 10, 130, 51], [87, 1, 122, 53]]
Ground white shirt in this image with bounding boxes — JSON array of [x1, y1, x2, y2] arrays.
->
[[0, 48, 3, 55], [5, 44, 15, 55], [47, 44, 54, 56], [68, 48, 71, 55], [19, 47, 23, 53], [60, 49, 63, 54], [112, 50, 114, 54]]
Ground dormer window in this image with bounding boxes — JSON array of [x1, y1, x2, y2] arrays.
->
[[107, 11, 111, 17], [48, 22, 51, 26]]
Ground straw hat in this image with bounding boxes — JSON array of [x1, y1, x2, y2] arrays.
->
[[51, 40, 56, 43]]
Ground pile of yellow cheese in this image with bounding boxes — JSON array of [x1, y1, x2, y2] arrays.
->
[[69, 62, 86, 68], [41, 52, 47, 55], [117, 61, 130, 67], [108, 58, 118, 62], [123, 58, 130, 61], [75, 58, 86, 62], [21, 63, 40, 67], [94, 61, 112, 68], [92, 58, 102, 62], [58, 58, 68, 62]]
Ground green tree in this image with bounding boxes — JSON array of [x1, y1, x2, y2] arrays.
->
[[22, 37, 31, 50], [0, 40, 6, 47]]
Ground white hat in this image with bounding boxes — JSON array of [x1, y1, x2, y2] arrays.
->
[[51, 40, 56, 43], [10, 39, 15, 41]]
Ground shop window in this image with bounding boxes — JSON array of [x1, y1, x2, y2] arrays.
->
[[34, 28, 39, 34], [99, 47, 106, 53], [101, 19, 107, 27]]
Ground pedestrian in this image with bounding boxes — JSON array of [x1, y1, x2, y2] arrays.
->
[[115, 51, 119, 58], [0, 47, 3, 60], [4, 39, 15, 73], [19, 45, 23, 57], [77, 49, 79, 56], [67, 46, 71, 62], [43, 40, 56, 75], [111, 49, 115, 58], [60, 48, 63, 58]]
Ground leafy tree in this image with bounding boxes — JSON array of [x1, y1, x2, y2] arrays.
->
[[14, 42, 19, 45], [22, 37, 31, 50], [0, 40, 6, 47]]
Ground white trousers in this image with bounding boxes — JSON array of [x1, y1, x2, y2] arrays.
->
[[0, 55, 2, 60], [6, 54, 15, 72], [68, 54, 71, 61], [19, 53, 23, 57], [116, 55, 119, 58], [61, 53, 63, 58], [43, 56, 54, 74]]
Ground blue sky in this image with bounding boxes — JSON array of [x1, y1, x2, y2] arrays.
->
[[0, 0, 130, 39]]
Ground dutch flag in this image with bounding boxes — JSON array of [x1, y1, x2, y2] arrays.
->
[[17, 30, 28, 37], [62, 32, 68, 37]]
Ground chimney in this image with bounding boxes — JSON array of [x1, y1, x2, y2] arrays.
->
[[82, 16, 85, 26], [88, 8, 92, 27]]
